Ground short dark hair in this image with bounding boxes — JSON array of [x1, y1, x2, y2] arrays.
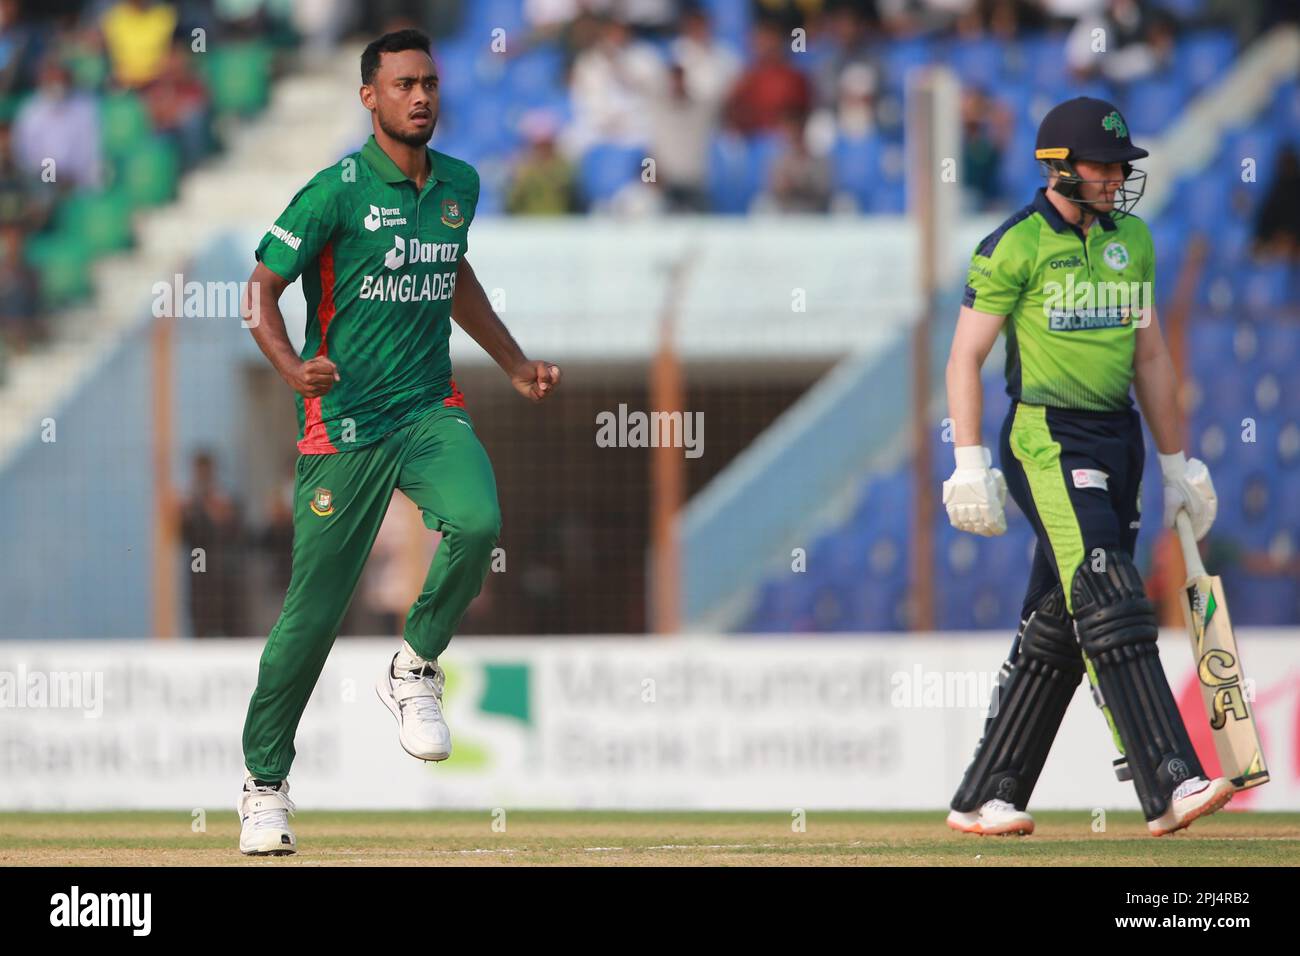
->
[[360, 29, 432, 85]]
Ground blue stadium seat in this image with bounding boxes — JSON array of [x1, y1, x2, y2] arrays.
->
[[1214, 219, 1252, 266], [880, 38, 933, 91], [463, 0, 527, 39], [1026, 34, 1068, 91], [1177, 31, 1237, 91], [505, 46, 565, 107], [1121, 74, 1190, 137], [1220, 574, 1300, 627], [948, 39, 1004, 89], [1151, 0, 1212, 18], [707, 131, 783, 213], [579, 143, 645, 203], [1241, 261, 1292, 311], [1272, 79, 1300, 128], [1001, 126, 1042, 201], [830, 132, 882, 210], [869, 143, 906, 213], [699, 0, 751, 52], [1174, 171, 1230, 233], [1222, 126, 1280, 185]]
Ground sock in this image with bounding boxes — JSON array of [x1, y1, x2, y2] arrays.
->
[[393, 641, 434, 676]]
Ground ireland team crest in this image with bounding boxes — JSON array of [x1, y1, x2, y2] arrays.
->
[[310, 487, 335, 517], [1102, 110, 1128, 139], [1103, 241, 1130, 271], [441, 198, 464, 228]]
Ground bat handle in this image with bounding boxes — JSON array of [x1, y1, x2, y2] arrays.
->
[[1175, 509, 1207, 579]]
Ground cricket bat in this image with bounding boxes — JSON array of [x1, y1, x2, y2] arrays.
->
[[1175, 510, 1270, 790]]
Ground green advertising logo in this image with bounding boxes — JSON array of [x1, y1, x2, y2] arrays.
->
[[431, 661, 532, 773]]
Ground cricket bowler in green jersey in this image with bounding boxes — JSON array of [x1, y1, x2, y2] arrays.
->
[[236, 29, 561, 855], [940, 97, 1232, 837]]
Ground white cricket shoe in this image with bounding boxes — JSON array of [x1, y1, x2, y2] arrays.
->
[[1148, 776, 1234, 836], [238, 775, 296, 856], [375, 643, 452, 761], [946, 799, 1035, 836]]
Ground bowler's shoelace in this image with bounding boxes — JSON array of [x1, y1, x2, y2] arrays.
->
[[247, 787, 296, 829], [400, 664, 445, 721]]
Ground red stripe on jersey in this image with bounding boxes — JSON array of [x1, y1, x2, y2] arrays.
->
[[443, 376, 466, 408], [298, 242, 341, 455]]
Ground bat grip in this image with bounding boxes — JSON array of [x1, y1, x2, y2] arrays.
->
[[1175, 509, 1207, 580]]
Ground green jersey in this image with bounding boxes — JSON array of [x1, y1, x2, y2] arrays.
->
[[256, 135, 480, 453], [962, 188, 1156, 412]]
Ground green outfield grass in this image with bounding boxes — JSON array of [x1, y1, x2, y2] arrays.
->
[[1, 810, 1297, 866]]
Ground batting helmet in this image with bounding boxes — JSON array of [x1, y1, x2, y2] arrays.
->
[[1035, 97, 1148, 218]]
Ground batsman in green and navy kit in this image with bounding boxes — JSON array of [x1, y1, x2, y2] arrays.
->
[[941, 98, 1232, 838], [236, 30, 561, 856]]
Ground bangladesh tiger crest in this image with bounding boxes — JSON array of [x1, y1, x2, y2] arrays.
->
[[440, 198, 464, 228], [310, 487, 335, 517]]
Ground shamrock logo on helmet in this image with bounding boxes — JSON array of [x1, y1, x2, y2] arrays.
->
[[1102, 110, 1128, 139]]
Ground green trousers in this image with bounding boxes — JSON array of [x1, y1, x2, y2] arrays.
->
[[242, 404, 500, 782]]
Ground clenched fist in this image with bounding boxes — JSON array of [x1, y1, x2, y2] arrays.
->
[[289, 356, 339, 398], [511, 359, 561, 403]]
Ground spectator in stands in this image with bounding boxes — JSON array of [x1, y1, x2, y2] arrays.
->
[[0, 122, 52, 231], [876, 0, 950, 37], [724, 18, 811, 136], [0, 0, 45, 100], [954, 0, 1045, 39], [525, 0, 583, 35], [140, 43, 211, 170], [649, 61, 715, 211], [0, 222, 41, 354], [101, 0, 178, 89], [808, 59, 876, 150], [12, 57, 102, 190], [960, 86, 1010, 211], [178, 449, 249, 638], [50, 19, 112, 93], [810, 4, 879, 113], [1066, 0, 1174, 84], [670, 6, 741, 106], [506, 109, 583, 214], [1252, 143, 1300, 261], [563, 15, 665, 155], [611, 0, 683, 39], [755, 110, 832, 212], [750, 0, 818, 34]]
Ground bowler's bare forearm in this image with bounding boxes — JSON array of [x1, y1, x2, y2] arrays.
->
[[243, 264, 300, 387], [451, 257, 527, 373]]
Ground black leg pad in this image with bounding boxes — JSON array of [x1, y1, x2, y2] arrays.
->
[[951, 586, 1084, 812], [1072, 551, 1204, 819]]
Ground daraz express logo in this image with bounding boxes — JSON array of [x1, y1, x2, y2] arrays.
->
[[384, 236, 461, 270], [364, 204, 406, 230]]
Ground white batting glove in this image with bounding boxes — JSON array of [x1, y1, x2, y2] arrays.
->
[[1160, 451, 1217, 540], [943, 445, 1008, 536]]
